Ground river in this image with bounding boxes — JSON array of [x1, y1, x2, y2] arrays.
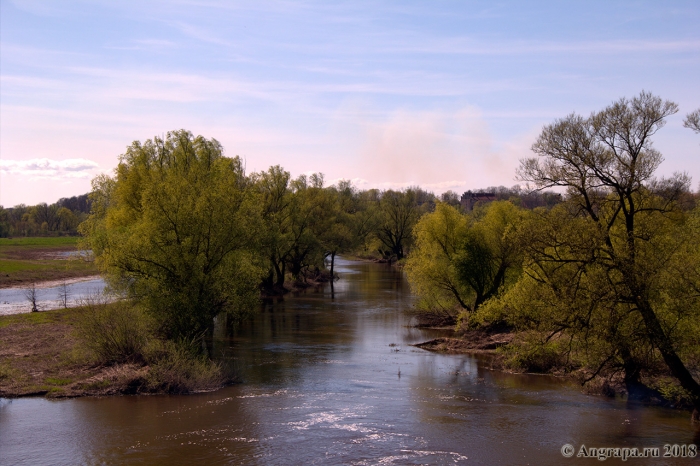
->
[[0, 276, 107, 315], [0, 258, 697, 465]]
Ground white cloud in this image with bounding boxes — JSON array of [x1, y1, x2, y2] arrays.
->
[[0, 158, 100, 179]]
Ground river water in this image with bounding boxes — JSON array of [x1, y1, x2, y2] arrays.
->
[[1, 258, 698, 465], [0, 277, 107, 315]]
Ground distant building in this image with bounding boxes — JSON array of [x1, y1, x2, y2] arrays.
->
[[460, 191, 496, 211]]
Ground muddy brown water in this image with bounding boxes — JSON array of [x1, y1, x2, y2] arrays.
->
[[1, 258, 698, 465]]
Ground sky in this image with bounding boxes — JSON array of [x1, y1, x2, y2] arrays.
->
[[1, 0, 699, 207]]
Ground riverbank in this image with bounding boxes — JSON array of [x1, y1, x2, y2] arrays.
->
[[0, 305, 231, 398], [414, 331, 513, 354], [0, 237, 98, 288], [413, 321, 698, 417]]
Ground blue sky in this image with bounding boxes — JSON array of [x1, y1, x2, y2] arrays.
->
[[1, 0, 699, 206]]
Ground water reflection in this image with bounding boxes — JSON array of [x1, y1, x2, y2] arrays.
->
[[1, 257, 698, 465]]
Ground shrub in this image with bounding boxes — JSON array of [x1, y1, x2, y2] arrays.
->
[[144, 340, 227, 394], [501, 333, 567, 373], [75, 297, 232, 394], [650, 376, 694, 408], [76, 299, 153, 365]]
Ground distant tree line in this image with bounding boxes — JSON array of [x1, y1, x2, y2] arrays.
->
[[0, 194, 92, 237]]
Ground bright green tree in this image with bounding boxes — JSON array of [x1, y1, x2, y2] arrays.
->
[[406, 201, 524, 323], [80, 130, 264, 339]]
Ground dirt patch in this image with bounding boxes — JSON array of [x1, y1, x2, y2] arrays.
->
[[412, 313, 457, 328], [413, 330, 514, 354], [0, 308, 225, 398], [1, 246, 82, 261]]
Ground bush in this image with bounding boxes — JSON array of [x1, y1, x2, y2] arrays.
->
[[76, 299, 153, 365], [75, 298, 232, 394], [650, 376, 695, 408], [144, 340, 227, 394], [501, 333, 568, 373]]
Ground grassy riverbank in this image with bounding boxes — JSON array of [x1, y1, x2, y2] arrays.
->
[[0, 237, 98, 288], [414, 321, 697, 414], [0, 303, 232, 398]]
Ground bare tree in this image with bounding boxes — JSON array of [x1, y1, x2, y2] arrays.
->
[[25, 283, 39, 312], [57, 281, 70, 309], [684, 108, 700, 134]]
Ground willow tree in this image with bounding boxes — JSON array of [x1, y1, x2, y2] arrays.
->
[[376, 189, 424, 261], [80, 130, 264, 339], [406, 201, 524, 324], [515, 92, 700, 420]]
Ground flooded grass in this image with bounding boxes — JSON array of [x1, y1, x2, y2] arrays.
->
[[0, 236, 98, 288]]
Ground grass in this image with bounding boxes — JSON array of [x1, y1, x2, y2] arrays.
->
[[0, 259, 47, 274], [0, 237, 80, 247], [0, 308, 70, 328], [44, 377, 73, 386]]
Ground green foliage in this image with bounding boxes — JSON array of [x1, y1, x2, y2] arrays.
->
[[80, 130, 264, 338], [74, 300, 227, 393], [253, 167, 330, 288], [405, 202, 470, 316], [406, 201, 524, 323], [0, 195, 89, 237], [508, 92, 700, 411], [375, 189, 427, 260], [652, 377, 694, 408], [501, 333, 570, 373]]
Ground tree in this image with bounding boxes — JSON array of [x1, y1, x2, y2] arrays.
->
[[25, 282, 39, 312], [405, 202, 471, 320], [80, 130, 264, 339], [684, 108, 700, 134], [0, 206, 9, 237], [453, 201, 524, 314], [375, 189, 424, 260], [57, 207, 79, 232], [31, 203, 60, 232], [406, 201, 524, 323], [254, 165, 293, 289], [253, 168, 328, 290], [515, 91, 700, 420], [440, 190, 461, 207], [284, 173, 327, 281], [57, 280, 70, 308]]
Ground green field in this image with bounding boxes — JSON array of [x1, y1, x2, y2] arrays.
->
[[0, 236, 80, 247], [0, 236, 97, 287]]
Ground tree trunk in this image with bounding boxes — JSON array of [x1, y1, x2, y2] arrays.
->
[[273, 259, 285, 288], [636, 298, 700, 414], [619, 346, 647, 400], [330, 251, 336, 281]]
